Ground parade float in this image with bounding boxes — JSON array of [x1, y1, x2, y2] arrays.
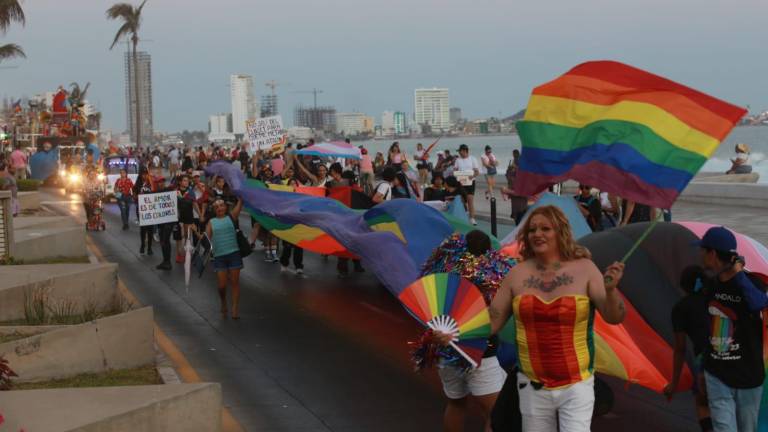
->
[[9, 83, 103, 186]]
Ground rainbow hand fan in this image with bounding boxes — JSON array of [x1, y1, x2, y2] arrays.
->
[[399, 273, 492, 368]]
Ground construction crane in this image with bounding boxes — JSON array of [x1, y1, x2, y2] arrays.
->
[[265, 80, 279, 96], [292, 88, 324, 110]]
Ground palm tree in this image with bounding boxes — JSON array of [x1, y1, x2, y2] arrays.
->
[[0, 0, 25, 63], [0, 0, 25, 33], [107, 0, 147, 150], [0, 42, 23, 61]]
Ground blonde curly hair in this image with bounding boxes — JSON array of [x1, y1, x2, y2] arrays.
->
[[516, 205, 591, 261]]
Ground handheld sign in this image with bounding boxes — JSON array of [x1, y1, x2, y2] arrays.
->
[[454, 170, 474, 187], [138, 191, 178, 226], [247, 115, 284, 153]]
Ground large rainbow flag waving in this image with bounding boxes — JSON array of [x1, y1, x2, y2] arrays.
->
[[515, 61, 747, 209]]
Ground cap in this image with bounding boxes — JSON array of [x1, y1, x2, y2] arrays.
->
[[694, 226, 737, 253], [458, 144, 469, 152], [736, 143, 750, 153]]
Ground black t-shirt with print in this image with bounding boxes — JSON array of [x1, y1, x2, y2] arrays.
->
[[704, 275, 765, 388], [671, 292, 710, 356]]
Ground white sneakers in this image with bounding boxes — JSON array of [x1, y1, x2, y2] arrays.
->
[[471, 218, 477, 226], [281, 266, 304, 276]]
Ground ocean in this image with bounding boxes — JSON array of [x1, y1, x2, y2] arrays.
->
[[354, 126, 768, 184]]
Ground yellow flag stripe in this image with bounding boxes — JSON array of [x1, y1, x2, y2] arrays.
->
[[525, 95, 719, 157]]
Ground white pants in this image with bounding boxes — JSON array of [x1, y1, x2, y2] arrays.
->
[[438, 356, 507, 399], [517, 372, 594, 432]]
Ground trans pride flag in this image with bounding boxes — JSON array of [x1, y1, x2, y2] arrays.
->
[[294, 141, 362, 160], [515, 61, 747, 209]]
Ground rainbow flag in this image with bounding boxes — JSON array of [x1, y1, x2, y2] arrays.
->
[[515, 61, 747, 209]]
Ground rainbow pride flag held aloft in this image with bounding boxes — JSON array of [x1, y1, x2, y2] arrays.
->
[[515, 61, 747, 209]]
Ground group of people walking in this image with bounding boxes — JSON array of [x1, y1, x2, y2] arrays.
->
[[102, 139, 767, 432]]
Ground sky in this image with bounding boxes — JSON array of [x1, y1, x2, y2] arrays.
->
[[1, 0, 766, 133]]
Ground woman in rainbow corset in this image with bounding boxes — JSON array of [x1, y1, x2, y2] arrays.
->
[[489, 205, 626, 432]]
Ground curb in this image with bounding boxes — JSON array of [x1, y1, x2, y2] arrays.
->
[[85, 236, 244, 432]]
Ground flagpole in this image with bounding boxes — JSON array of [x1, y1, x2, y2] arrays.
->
[[605, 219, 660, 283], [619, 219, 659, 264]]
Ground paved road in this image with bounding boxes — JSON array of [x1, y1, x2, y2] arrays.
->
[[42, 190, 701, 431]]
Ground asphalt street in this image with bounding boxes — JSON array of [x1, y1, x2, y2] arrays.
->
[[44, 190, 700, 432]]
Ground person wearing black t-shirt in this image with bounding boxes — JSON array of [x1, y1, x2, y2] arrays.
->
[[697, 227, 768, 432], [424, 173, 447, 202], [664, 265, 713, 432], [154, 178, 176, 271], [620, 199, 656, 226], [574, 185, 603, 231]]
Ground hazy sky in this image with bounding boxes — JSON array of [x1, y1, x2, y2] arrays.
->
[[1, 0, 766, 133]]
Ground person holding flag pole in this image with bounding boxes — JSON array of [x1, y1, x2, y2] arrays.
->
[[483, 61, 746, 431]]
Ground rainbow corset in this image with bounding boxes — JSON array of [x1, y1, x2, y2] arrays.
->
[[512, 295, 595, 389]]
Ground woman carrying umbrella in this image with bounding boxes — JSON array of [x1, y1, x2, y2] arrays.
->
[[206, 196, 244, 319], [488, 205, 625, 431]]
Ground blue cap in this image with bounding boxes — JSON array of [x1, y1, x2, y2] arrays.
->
[[694, 226, 737, 253]]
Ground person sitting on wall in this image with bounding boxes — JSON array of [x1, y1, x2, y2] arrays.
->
[[727, 143, 752, 174]]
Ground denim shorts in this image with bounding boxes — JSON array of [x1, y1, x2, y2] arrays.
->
[[213, 251, 243, 272]]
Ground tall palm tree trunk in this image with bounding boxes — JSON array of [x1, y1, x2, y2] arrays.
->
[[132, 34, 142, 151]]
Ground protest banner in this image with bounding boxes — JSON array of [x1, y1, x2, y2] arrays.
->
[[246, 115, 284, 153], [138, 191, 178, 226]]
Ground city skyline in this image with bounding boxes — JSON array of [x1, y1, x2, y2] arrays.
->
[[1, 0, 767, 133]]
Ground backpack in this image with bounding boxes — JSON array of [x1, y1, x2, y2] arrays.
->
[[372, 182, 391, 201]]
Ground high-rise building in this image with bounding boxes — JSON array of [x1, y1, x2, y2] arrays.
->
[[450, 107, 463, 125], [414, 88, 450, 132], [294, 105, 336, 134], [362, 116, 375, 134], [208, 113, 235, 143], [381, 111, 407, 136], [124, 51, 154, 144], [260, 94, 278, 118], [381, 111, 395, 134], [230, 74, 259, 137], [336, 112, 370, 136], [393, 111, 407, 135]]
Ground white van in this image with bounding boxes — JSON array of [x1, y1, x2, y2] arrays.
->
[[103, 156, 139, 198]]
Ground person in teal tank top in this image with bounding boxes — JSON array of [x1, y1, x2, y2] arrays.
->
[[206, 196, 244, 319], [211, 217, 238, 257]]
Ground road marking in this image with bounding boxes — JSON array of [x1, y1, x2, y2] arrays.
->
[[86, 236, 244, 432]]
